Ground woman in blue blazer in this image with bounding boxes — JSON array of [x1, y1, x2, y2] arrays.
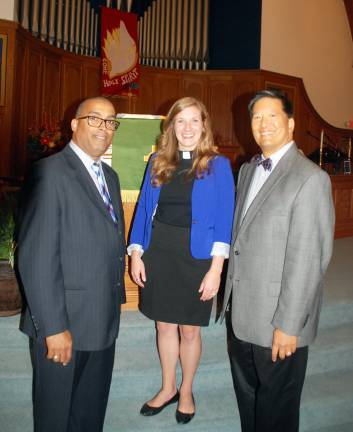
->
[[128, 97, 235, 424]]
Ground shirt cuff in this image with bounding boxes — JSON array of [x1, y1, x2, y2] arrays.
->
[[210, 242, 230, 258], [127, 244, 144, 257]]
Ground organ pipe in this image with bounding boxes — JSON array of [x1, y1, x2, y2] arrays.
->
[[15, 0, 209, 68]]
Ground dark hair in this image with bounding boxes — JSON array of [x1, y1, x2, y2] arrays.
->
[[248, 89, 293, 118]]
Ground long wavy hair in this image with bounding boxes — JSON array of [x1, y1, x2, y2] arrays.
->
[[151, 97, 218, 186]]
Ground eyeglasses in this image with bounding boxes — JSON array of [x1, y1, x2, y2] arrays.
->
[[76, 116, 120, 131]]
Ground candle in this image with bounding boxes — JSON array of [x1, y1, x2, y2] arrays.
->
[[348, 138, 352, 160], [319, 130, 324, 168]]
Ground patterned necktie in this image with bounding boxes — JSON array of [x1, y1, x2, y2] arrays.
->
[[252, 154, 273, 171], [91, 162, 117, 224]]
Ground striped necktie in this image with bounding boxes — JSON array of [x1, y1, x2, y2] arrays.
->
[[91, 162, 117, 224]]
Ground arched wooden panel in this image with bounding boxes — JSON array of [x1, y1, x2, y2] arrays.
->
[[26, 50, 42, 127], [42, 55, 61, 123], [232, 78, 259, 160], [61, 61, 83, 128], [84, 65, 101, 98], [208, 76, 233, 147], [182, 74, 208, 103], [135, 72, 156, 114], [154, 73, 181, 115]]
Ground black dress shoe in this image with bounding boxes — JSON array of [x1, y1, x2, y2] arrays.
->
[[140, 391, 179, 416], [175, 394, 195, 424]]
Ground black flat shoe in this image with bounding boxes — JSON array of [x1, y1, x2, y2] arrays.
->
[[175, 409, 195, 424], [175, 394, 195, 424], [140, 391, 179, 416]]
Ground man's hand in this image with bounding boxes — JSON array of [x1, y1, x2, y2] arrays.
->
[[46, 330, 73, 366], [272, 328, 297, 362]]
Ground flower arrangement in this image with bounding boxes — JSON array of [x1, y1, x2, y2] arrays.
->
[[27, 114, 66, 160]]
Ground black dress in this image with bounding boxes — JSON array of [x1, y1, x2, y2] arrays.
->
[[140, 152, 213, 326]]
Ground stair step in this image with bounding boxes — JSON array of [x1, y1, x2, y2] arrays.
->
[[1, 321, 352, 383], [1, 369, 353, 432], [1, 289, 353, 348]]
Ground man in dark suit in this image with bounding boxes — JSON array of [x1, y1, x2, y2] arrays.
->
[[17, 96, 126, 432], [221, 90, 335, 432]]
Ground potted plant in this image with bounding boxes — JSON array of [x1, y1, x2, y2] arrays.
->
[[0, 189, 22, 316]]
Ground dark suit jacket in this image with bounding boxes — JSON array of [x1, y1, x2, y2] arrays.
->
[[17, 145, 126, 351]]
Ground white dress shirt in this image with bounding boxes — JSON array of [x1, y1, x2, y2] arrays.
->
[[69, 140, 110, 195], [241, 141, 294, 221]]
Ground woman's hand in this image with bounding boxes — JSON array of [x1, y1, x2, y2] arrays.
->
[[130, 250, 146, 287], [199, 268, 221, 301], [198, 255, 225, 301]]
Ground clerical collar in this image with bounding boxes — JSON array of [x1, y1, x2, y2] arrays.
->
[[179, 150, 192, 160]]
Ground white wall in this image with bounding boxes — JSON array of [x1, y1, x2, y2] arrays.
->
[[261, 0, 353, 128], [0, 1, 17, 21]]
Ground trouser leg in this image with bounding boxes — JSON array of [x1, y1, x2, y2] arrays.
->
[[226, 324, 308, 432], [67, 341, 116, 432], [30, 338, 116, 432]]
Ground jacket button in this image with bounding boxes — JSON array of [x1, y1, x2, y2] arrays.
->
[[229, 274, 233, 279], [234, 250, 239, 255]]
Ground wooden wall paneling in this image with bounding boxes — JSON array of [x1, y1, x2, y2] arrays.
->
[[16, 46, 43, 173], [134, 71, 156, 114], [42, 55, 62, 124], [153, 71, 183, 115], [12, 32, 29, 175], [208, 75, 234, 148], [0, 22, 18, 177], [231, 74, 259, 162], [60, 60, 84, 132], [331, 175, 353, 238], [182, 73, 208, 104], [26, 49, 43, 128], [305, 115, 324, 156], [110, 95, 138, 115], [83, 62, 100, 98]]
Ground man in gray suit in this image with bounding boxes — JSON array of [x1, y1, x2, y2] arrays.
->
[[17, 97, 126, 432], [221, 90, 335, 432]]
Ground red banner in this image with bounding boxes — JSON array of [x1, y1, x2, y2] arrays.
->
[[101, 7, 140, 96]]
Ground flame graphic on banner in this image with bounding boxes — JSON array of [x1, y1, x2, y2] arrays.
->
[[103, 21, 138, 79]]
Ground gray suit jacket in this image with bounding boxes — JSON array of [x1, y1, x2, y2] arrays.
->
[[17, 145, 126, 351], [221, 144, 335, 348]]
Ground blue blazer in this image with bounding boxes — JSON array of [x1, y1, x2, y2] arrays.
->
[[129, 155, 235, 259]]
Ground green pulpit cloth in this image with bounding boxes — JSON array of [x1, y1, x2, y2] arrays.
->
[[112, 114, 164, 203]]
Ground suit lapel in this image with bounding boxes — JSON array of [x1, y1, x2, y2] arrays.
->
[[237, 144, 298, 236], [61, 146, 115, 224], [234, 162, 256, 234]]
